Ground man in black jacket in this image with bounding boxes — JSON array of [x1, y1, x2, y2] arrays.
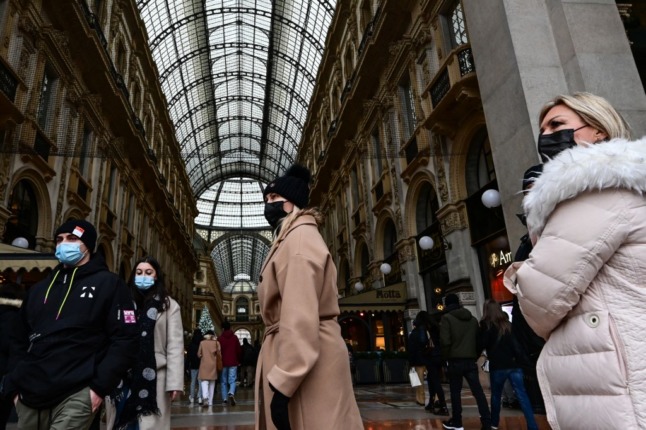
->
[[440, 294, 491, 430], [1, 220, 139, 429]]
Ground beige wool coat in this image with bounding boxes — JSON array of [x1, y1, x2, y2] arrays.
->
[[106, 297, 184, 430], [198, 336, 220, 381], [254, 213, 362, 430], [504, 138, 646, 429]]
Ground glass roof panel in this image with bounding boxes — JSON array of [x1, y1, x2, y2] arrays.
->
[[138, 0, 337, 285]]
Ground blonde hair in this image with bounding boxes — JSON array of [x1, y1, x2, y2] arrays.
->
[[273, 206, 323, 244], [539, 92, 632, 140]]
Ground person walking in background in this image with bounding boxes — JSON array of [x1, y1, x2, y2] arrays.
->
[[219, 321, 241, 405], [440, 293, 491, 430], [426, 311, 449, 416], [407, 311, 432, 408], [255, 165, 363, 430], [0, 282, 24, 430], [504, 92, 646, 429], [1, 219, 139, 430], [241, 338, 256, 388], [479, 300, 538, 430], [186, 328, 203, 404], [510, 164, 545, 414], [198, 330, 220, 407], [106, 256, 185, 430]]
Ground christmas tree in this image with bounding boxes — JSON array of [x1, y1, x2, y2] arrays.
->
[[198, 304, 214, 333]]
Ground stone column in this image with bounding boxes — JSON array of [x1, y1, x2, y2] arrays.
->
[[463, 0, 646, 246]]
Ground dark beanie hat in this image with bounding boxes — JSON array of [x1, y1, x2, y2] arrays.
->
[[263, 164, 311, 209], [522, 164, 543, 191], [54, 219, 97, 254], [444, 293, 460, 307]]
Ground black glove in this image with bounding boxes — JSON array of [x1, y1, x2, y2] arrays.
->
[[269, 384, 291, 430]]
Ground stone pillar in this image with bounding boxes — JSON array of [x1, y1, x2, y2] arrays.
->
[[463, 0, 646, 246]]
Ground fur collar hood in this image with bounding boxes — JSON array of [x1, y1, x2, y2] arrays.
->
[[524, 136, 646, 237]]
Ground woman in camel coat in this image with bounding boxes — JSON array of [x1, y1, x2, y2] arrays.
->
[[255, 165, 362, 430], [198, 331, 220, 406]]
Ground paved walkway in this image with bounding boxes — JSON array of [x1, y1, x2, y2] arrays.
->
[[6, 383, 550, 429]]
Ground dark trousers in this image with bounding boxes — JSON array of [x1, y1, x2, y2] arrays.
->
[[426, 362, 446, 406], [0, 396, 14, 430], [447, 358, 491, 427]]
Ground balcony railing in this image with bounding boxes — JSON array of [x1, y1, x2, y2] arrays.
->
[[428, 45, 476, 109]]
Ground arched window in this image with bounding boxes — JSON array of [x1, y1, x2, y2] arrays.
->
[[416, 183, 439, 233], [466, 128, 495, 195], [383, 219, 397, 258], [236, 296, 249, 322], [360, 243, 370, 281], [3, 180, 38, 249], [235, 328, 251, 344]]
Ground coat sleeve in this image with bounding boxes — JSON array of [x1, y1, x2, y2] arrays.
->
[[165, 300, 184, 392], [513, 192, 629, 339], [2, 292, 32, 397], [90, 278, 139, 397], [266, 234, 324, 398]]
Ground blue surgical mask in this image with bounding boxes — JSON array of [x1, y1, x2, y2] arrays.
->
[[55, 243, 86, 266], [134, 275, 156, 290]]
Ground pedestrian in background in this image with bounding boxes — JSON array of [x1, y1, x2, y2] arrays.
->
[[186, 328, 203, 404], [407, 311, 432, 408], [426, 312, 449, 416], [219, 321, 241, 405], [440, 293, 491, 430], [0, 282, 24, 430], [255, 164, 362, 430], [479, 300, 538, 430], [106, 256, 185, 430], [505, 92, 646, 429], [241, 338, 256, 388], [198, 330, 220, 407]]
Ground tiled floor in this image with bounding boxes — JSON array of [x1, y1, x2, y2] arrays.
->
[[6, 383, 550, 429], [155, 384, 548, 430]]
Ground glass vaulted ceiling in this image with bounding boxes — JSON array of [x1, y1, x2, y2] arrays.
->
[[137, 0, 336, 288]]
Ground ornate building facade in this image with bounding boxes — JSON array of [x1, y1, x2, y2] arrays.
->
[[297, 0, 646, 351], [0, 0, 198, 326]]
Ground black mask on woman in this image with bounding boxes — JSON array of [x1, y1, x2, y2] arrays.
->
[[264, 201, 288, 229], [537, 125, 587, 162]]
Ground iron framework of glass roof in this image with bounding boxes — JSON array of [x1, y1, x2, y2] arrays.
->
[[137, 0, 336, 287]]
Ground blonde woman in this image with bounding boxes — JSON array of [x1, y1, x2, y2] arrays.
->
[[254, 165, 362, 430], [505, 92, 646, 429]]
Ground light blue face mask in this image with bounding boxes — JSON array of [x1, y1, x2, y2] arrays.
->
[[134, 275, 156, 290], [55, 243, 86, 266]]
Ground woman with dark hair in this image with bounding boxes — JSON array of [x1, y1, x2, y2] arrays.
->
[[106, 256, 184, 430], [478, 300, 537, 430], [186, 329, 203, 404]]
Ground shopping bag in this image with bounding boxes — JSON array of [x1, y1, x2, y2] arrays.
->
[[409, 368, 422, 387]]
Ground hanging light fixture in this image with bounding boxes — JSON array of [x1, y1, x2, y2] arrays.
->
[[380, 263, 392, 275], [481, 189, 501, 208], [419, 235, 434, 250], [11, 237, 29, 249], [354, 281, 364, 292]]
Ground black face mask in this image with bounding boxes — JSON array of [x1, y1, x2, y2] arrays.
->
[[537, 125, 586, 162], [264, 201, 288, 229]]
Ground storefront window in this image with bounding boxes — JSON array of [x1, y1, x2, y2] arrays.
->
[[3, 180, 38, 249]]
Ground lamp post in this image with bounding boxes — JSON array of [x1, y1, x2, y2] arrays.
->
[[354, 281, 364, 292], [379, 263, 391, 288]]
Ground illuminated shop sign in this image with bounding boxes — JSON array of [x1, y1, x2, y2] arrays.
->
[[489, 250, 513, 268]]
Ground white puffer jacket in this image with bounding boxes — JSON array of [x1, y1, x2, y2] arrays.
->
[[504, 137, 646, 430]]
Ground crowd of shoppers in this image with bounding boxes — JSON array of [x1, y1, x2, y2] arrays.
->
[[0, 90, 644, 430]]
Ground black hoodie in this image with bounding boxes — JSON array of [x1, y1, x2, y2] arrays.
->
[[3, 255, 139, 409]]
